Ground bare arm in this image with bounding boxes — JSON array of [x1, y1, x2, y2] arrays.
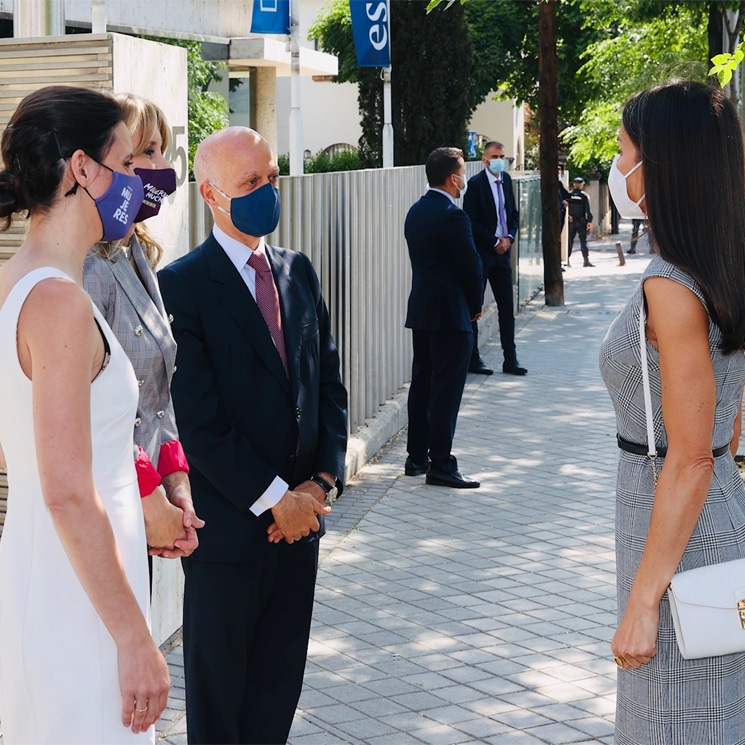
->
[[731, 392, 743, 458], [612, 276, 716, 668], [20, 280, 169, 732]]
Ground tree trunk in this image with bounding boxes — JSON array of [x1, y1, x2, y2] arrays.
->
[[708, 2, 725, 62], [538, 0, 563, 306]]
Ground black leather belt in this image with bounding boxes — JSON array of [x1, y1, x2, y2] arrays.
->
[[617, 434, 729, 458]]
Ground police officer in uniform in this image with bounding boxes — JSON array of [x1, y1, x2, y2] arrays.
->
[[567, 177, 594, 267]]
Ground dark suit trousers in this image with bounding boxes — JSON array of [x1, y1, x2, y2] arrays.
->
[[407, 328, 472, 473], [471, 265, 517, 365], [568, 221, 588, 259], [182, 540, 319, 745]]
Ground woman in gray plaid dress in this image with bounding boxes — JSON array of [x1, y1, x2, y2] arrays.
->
[[600, 81, 745, 744]]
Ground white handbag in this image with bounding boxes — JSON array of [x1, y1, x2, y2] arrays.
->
[[638, 302, 745, 660]]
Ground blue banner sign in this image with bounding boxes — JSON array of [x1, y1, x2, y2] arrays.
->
[[251, 0, 290, 35], [467, 131, 478, 159], [350, 0, 391, 68]]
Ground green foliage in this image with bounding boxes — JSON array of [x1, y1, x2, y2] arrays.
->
[[308, 1, 358, 84], [564, 5, 707, 169], [311, 0, 476, 167], [711, 44, 745, 86], [144, 37, 229, 179], [276, 148, 362, 176]]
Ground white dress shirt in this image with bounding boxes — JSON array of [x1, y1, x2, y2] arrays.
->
[[485, 169, 509, 239], [212, 225, 289, 516]]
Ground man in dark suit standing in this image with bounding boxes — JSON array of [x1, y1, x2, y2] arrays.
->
[[463, 141, 527, 376], [158, 127, 348, 745], [404, 147, 483, 489]]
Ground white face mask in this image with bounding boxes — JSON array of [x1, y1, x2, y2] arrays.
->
[[608, 154, 646, 219], [454, 173, 468, 199]]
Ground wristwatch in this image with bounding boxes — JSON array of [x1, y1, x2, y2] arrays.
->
[[310, 474, 338, 502]]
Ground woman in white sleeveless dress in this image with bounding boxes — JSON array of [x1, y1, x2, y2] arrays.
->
[[0, 86, 170, 744]]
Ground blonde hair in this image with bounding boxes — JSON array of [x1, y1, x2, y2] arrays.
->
[[93, 94, 172, 268]]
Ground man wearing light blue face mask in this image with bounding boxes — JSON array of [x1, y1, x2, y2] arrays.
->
[[463, 141, 526, 376]]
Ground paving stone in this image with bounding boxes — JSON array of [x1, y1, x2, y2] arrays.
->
[[142, 230, 644, 745]]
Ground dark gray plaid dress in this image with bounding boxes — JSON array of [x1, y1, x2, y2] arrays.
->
[[600, 255, 745, 745]]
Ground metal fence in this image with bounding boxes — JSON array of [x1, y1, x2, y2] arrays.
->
[[189, 166, 542, 436]]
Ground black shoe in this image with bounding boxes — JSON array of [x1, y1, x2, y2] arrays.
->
[[626, 248, 636, 254], [583, 260, 595, 267], [404, 456, 429, 477], [469, 360, 493, 375], [502, 361, 528, 376], [426, 468, 480, 488]]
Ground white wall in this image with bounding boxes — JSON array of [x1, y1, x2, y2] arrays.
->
[[468, 97, 525, 170]]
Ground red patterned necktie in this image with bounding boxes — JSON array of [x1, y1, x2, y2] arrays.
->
[[247, 250, 288, 376]]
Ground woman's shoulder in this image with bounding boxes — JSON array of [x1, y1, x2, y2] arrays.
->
[[642, 254, 704, 302]]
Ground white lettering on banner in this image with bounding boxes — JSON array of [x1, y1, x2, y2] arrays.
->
[[365, 2, 388, 52], [260, 0, 279, 11]]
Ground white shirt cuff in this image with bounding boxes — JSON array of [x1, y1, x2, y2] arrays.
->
[[249, 475, 289, 516]]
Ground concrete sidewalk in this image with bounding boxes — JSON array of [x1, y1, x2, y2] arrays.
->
[[155, 223, 651, 745]]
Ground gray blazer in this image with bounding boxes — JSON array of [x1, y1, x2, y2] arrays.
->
[[83, 236, 179, 469]]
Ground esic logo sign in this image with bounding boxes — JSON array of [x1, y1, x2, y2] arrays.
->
[[351, 0, 390, 67], [365, 1, 388, 52]]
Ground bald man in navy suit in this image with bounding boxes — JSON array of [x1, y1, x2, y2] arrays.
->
[[159, 128, 347, 744]]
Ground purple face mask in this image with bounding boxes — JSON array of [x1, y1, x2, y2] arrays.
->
[[80, 163, 145, 242], [134, 167, 177, 222]]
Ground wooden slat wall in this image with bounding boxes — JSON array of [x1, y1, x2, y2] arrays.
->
[[0, 35, 114, 538]]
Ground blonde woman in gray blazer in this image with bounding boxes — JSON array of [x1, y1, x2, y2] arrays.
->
[[84, 94, 202, 556]]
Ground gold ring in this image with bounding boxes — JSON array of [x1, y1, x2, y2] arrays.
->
[[614, 655, 626, 668], [135, 706, 148, 713]]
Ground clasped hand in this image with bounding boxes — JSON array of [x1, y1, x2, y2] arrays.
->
[[267, 482, 331, 544]]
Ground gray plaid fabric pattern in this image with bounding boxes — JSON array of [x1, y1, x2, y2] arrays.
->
[[83, 237, 179, 468], [600, 255, 745, 744]]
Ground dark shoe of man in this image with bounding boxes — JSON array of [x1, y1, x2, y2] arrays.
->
[[426, 468, 480, 489], [404, 456, 429, 477], [469, 359, 493, 375], [626, 248, 636, 254], [503, 361, 528, 376], [583, 258, 595, 267]]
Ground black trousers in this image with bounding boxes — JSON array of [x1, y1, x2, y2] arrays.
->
[[470, 264, 516, 365], [568, 220, 588, 259], [182, 539, 319, 745], [407, 328, 472, 474]]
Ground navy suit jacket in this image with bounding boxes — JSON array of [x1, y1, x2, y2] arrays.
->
[[158, 233, 348, 562], [463, 170, 520, 272], [404, 190, 483, 332]]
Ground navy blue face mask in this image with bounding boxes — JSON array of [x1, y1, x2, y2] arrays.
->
[[211, 181, 280, 237]]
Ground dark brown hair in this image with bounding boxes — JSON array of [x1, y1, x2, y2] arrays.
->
[[0, 85, 123, 229], [623, 80, 745, 353], [426, 147, 464, 187]]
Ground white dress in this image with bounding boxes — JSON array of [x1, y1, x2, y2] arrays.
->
[[0, 268, 153, 744]]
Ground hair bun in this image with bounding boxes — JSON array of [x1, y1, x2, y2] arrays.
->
[[0, 169, 20, 219]]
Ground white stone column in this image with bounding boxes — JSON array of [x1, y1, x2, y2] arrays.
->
[[251, 66, 278, 158]]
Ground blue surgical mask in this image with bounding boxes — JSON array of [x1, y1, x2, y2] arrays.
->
[[211, 181, 281, 237], [487, 158, 506, 175], [77, 163, 145, 242]]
